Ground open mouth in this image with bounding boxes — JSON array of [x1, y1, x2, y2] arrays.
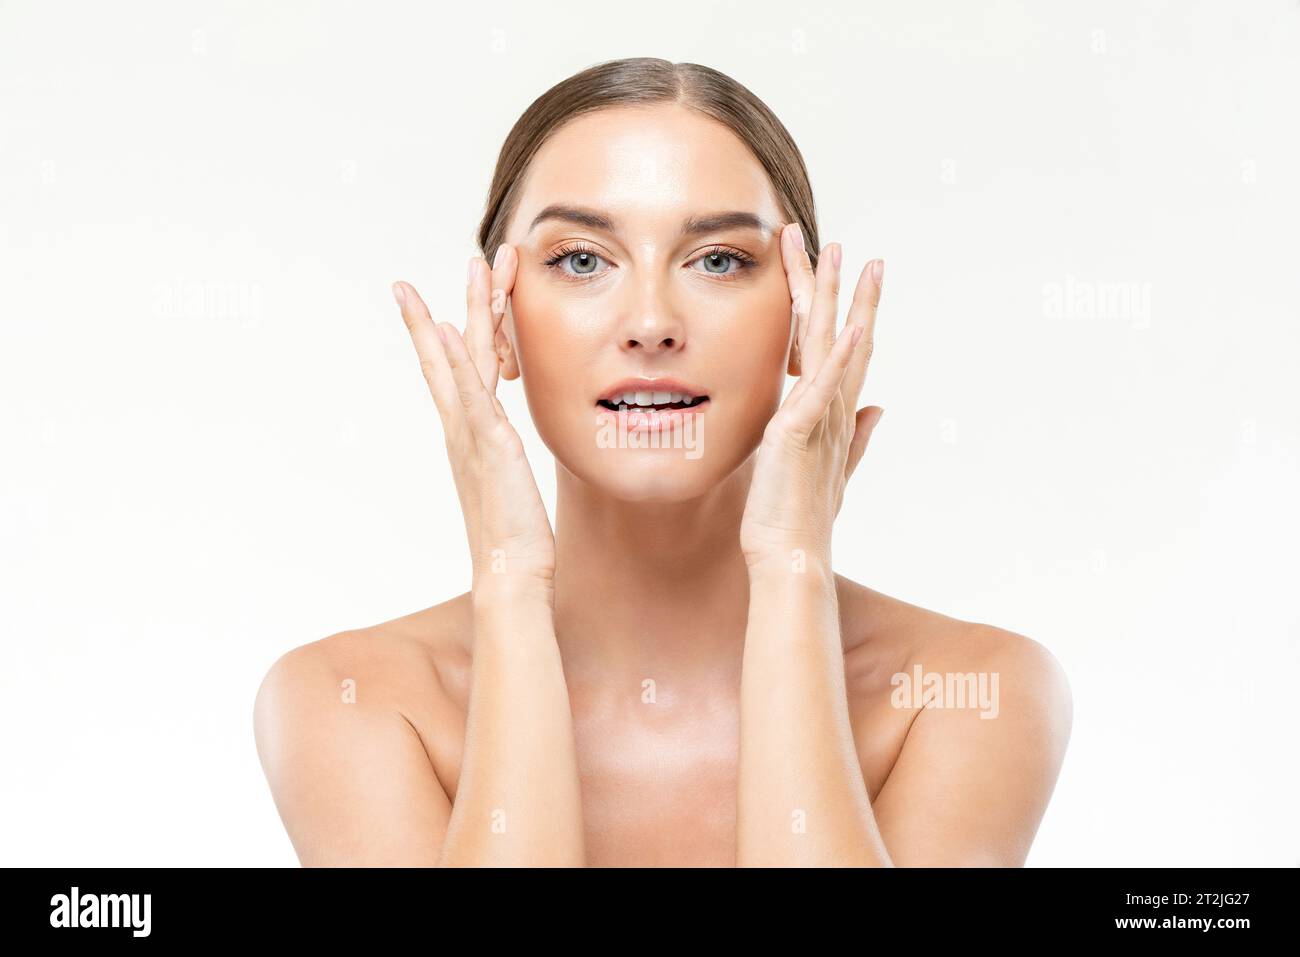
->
[[596, 392, 710, 413]]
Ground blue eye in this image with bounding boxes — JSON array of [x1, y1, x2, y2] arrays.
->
[[566, 251, 599, 273], [689, 245, 757, 279], [543, 244, 609, 280], [699, 251, 735, 273]]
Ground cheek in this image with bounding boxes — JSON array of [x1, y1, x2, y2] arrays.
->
[[507, 272, 601, 373], [505, 280, 590, 445], [706, 285, 792, 409], [508, 276, 565, 383]]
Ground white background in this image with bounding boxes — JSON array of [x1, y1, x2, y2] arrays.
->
[[1, 1, 1296, 866]]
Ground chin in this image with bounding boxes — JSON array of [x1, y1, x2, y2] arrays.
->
[[582, 455, 720, 504], [550, 422, 751, 504]]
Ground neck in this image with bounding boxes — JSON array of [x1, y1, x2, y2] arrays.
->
[[551, 455, 757, 685]]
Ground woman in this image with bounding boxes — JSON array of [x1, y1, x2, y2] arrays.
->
[[253, 57, 1072, 867]]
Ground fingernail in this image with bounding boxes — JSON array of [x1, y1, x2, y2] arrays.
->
[[391, 282, 405, 306], [467, 257, 478, 285], [851, 325, 863, 346], [872, 259, 885, 285], [492, 245, 506, 269], [831, 243, 842, 268], [791, 223, 805, 251]]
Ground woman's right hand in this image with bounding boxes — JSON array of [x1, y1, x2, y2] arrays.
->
[[392, 246, 557, 600]]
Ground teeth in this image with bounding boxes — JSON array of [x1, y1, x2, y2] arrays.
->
[[607, 390, 704, 408]]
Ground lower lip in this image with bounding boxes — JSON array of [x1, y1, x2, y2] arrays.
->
[[596, 401, 709, 433]]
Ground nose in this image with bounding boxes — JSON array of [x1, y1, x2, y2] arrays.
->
[[615, 275, 687, 353]]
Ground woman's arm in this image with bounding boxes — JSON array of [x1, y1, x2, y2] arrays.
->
[[441, 577, 585, 866], [392, 257, 585, 866], [736, 224, 887, 865], [739, 552, 891, 865]]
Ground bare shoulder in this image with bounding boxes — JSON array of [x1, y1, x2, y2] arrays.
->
[[251, 591, 473, 865], [836, 573, 1071, 718], [254, 592, 472, 710], [835, 575, 1073, 865]]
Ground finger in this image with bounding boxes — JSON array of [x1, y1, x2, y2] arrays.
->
[[468, 244, 518, 392], [489, 243, 518, 327], [464, 256, 493, 391], [393, 280, 457, 425], [782, 247, 837, 406], [840, 258, 884, 411], [465, 253, 503, 393], [846, 405, 884, 481], [437, 319, 505, 443], [780, 222, 816, 372], [788, 321, 863, 438], [802, 241, 842, 380]]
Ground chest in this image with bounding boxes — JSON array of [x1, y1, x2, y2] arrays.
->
[[423, 647, 914, 866], [569, 690, 743, 866]]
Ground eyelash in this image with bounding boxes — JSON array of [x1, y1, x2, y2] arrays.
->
[[541, 243, 758, 282]]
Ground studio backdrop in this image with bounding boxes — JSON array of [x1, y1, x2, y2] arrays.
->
[[1, 0, 1296, 866]]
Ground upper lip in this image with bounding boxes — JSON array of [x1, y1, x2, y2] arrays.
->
[[596, 376, 710, 404]]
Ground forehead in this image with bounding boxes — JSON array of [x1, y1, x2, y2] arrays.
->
[[506, 104, 786, 240]]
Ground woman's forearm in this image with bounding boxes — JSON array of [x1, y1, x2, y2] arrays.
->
[[737, 554, 893, 866], [435, 580, 586, 866]]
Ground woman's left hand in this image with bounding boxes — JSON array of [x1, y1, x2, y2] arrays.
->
[[738, 224, 885, 572]]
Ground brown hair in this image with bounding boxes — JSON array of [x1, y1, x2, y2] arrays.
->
[[475, 56, 820, 269]]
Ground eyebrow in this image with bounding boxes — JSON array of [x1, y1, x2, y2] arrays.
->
[[526, 204, 777, 239]]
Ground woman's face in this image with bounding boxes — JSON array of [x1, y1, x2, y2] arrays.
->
[[498, 103, 796, 502]]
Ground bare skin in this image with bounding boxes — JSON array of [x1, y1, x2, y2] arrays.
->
[[253, 103, 1072, 867], [256, 582, 1068, 867]]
